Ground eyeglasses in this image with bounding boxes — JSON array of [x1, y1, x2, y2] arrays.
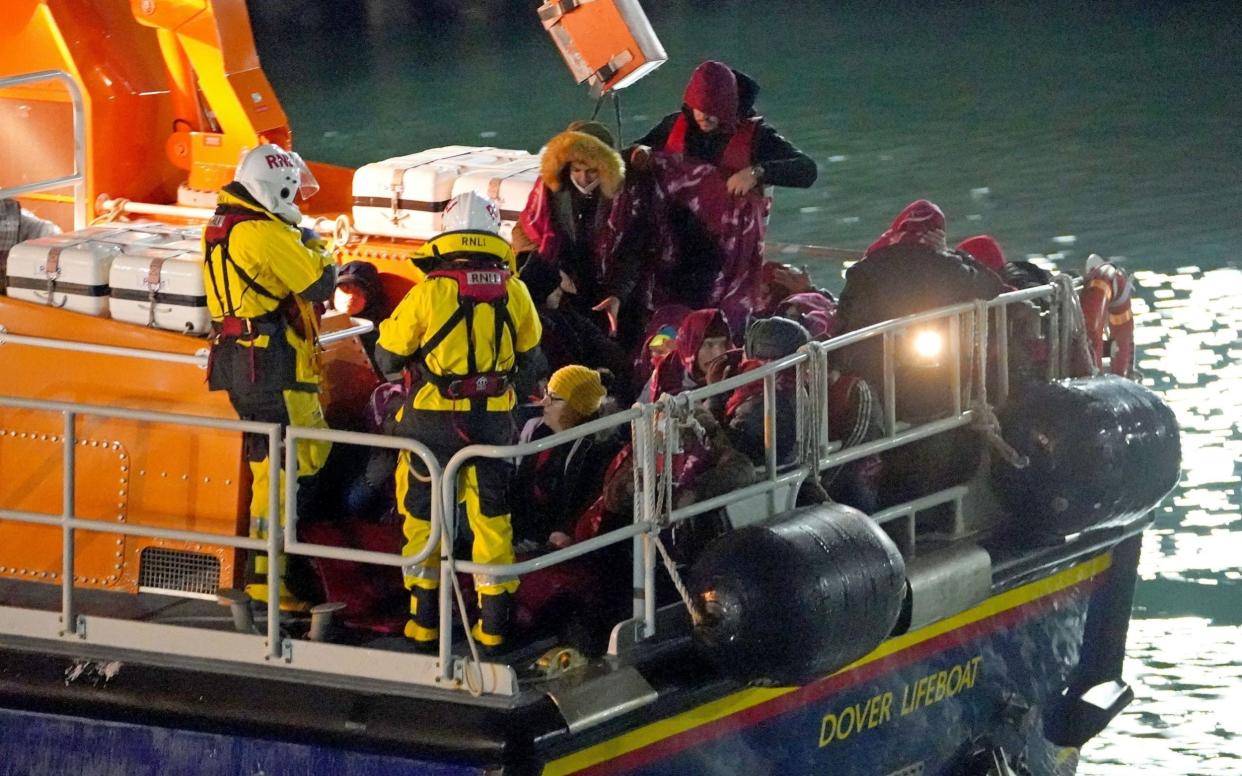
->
[[544, 390, 566, 404]]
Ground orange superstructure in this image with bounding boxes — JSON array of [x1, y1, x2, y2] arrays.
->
[[1, 0, 184, 226], [0, 0, 348, 594]]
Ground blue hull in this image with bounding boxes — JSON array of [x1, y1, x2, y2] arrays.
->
[[541, 553, 1119, 775], [0, 708, 482, 776]]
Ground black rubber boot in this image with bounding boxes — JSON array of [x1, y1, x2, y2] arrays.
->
[[471, 590, 515, 657], [404, 584, 440, 652]]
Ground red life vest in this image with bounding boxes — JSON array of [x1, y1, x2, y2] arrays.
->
[[664, 114, 761, 177]]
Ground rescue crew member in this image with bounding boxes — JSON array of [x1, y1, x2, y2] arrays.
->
[[375, 192, 543, 653], [1080, 253, 1136, 378], [202, 143, 335, 610]]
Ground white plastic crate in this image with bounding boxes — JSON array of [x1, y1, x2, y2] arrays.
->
[[109, 247, 210, 334], [6, 236, 122, 315], [450, 156, 541, 242], [352, 146, 534, 240]]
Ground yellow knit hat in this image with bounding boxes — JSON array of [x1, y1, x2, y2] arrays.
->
[[548, 365, 607, 422]]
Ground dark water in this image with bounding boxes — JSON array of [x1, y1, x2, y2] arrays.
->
[[251, 2, 1240, 770]]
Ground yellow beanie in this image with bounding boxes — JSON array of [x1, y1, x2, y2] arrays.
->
[[548, 365, 607, 422]]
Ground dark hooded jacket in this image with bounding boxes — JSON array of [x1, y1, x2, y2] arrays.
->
[[635, 64, 817, 189], [835, 242, 1004, 421], [519, 257, 627, 380]]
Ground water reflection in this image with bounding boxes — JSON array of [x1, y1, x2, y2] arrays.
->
[[1080, 618, 1241, 774], [1080, 266, 1242, 773]]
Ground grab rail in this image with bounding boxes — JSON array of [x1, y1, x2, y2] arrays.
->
[[0, 320, 375, 369], [0, 396, 285, 659], [0, 70, 88, 230]]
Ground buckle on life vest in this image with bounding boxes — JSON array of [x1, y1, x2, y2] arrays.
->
[[438, 373, 510, 400], [213, 316, 253, 338]]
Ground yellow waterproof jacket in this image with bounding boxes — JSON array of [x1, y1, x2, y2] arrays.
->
[[203, 186, 334, 389], [378, 270, 541, 412]]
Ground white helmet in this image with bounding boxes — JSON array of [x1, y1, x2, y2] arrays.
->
[[234, 143, 319, 224], [440, 190, 501, 235]]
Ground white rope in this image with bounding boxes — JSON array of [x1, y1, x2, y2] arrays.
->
[[1055, 273, 1095, 376], [646, 404, 706, 625], [971, 399, 1029, 469], [91, 197, 127, 225], [439, 497, 484, 698], [651, 533, 703, 626]]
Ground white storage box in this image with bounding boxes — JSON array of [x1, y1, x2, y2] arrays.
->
[[75, 225, 172, 248], [6, 236, 122, 315], [352, 146, 534, 240], [159, 238, 205, 254], [450, 157, 542, 242], [109, 247, 210, 334]]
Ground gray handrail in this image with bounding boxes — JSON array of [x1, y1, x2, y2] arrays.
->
[[283, 425, 443, 567], [0, 70, 88, 230], [0, 395, 284, 657], [0, 318, 376, 369]]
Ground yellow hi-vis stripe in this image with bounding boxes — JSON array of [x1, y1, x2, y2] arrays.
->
[[541, 552, 1114, 776]]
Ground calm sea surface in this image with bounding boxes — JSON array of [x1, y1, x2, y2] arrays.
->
[[252, 2, 1240, 771]]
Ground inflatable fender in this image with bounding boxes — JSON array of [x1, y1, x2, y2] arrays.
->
[[993, 375, 1180, 539], [688, 503, 905, 685]]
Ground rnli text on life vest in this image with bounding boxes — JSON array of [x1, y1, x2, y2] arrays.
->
[[818, 654, 982, 747]]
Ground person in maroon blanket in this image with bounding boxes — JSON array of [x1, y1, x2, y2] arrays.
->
[[513, 121, 646, 345], [837, 199, 1005, 423], [838, 200, 1005, 507], [626, 60, 817, 328], [644, 308, 732, 400]]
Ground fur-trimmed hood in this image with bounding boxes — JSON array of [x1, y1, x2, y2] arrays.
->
[[540, 130, 625, 198]]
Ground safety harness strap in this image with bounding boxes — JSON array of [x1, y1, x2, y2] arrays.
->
[[416, 262, 519, 401], [204, 206, 283, 317]]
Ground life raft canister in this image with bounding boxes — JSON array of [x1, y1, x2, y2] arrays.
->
[[1079, 257, 1135, 378], [688, 503, 906, 685], [993, 375, 1181, 541]]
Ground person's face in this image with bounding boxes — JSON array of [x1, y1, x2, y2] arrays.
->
[[541, 387, 571, 432], [569, 162, 600, 191], [697, 335, 730, 373], [692, 109, 720, 133]]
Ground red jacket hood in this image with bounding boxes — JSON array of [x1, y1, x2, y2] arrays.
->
[[865, 199, 946, 256], [956, 234, 1006, 272], [676, 308, 730, 370], [683, 60, 739, 130]]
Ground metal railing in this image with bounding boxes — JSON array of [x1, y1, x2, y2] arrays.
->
[[0, 70, 88, 230], [0, 280, 1070, 696], [0, 319, 375, 369]]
